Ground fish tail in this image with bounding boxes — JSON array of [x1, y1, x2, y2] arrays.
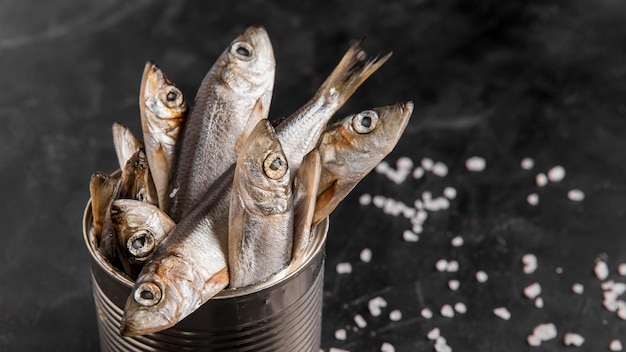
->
[[317, 38, 392, 106]]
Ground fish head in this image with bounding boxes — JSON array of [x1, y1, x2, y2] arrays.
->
[[320, 101, 414, 175], [234, 119, 291, 214], [140, 61, 188, 121], [120, 255, 199, 336], [220, 25, 275, 111]]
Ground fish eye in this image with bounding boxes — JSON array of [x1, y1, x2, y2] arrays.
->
[[230, 41, 255, 61], [263, 151, 288, 180], [162, 87, 183, 108], [134, 282, 162, 307], [351, 110, 379, 134], [126, 230, 156, 259]]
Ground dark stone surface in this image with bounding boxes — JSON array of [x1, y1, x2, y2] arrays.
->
[[2, 0, 626, 351]]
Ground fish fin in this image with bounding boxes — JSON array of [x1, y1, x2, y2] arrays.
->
[[312, 179, 339, 225], [317, 38, 392, 107], [234, 98, 265, 154]]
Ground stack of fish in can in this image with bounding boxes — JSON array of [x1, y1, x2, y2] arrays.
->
[[87, 25, 413, 338]]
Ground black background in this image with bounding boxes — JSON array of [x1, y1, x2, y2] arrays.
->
[[2, 0, 626, 351]]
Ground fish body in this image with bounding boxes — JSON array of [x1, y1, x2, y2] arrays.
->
[[228, 119, 293, 288], [112, 122, 143, 170], [313, 102, 414, 224], [168, 25, 276, 222], [120, 165, 234, 337], [275, 40, 391, 178], [139, 61, 188, 211]]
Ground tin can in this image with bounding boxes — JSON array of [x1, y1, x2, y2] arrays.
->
[[83, 200, 328, 351]]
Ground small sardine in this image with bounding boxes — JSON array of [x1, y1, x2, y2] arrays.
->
[[313, 102, 414, 224], [139, 61, 187, 212], [120, 165, 234, 337], [110, 199, 175, 278], [168, 25, 276, 222], [275, 39, 391, 178], [228, 119, 293, 288], [118, 149, 158, 205], [112, 122, 143, 170], [287, 149, 321, 275], [89, 172, 120, 245]]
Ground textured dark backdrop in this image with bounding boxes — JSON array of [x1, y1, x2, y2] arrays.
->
[[2, 0, 626, 351]]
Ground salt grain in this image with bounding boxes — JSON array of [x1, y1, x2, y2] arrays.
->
[[522, 254, 538, 274], [454, 302, 467, 314], [372, 195, 385, 208], [448, 280, 460, 291], [527, 334, 541, 347], [412, 224, 424, 234], [547, 165, 566, 182], [572, 283, 584, 295], [493, 307, 511, 320], [535, 297, 544, 309], [432, 161, 449, 177], [434, 336, 452, 352], [336, 262, 352, 274], [427, 327, 440, 340], [567, 189, 585, 201], [335, 329, 347, 340], [412, 167, 425, 179], [527, 193, 539, 206], [595, 260, 610, 280], [403, 230, 419, 242], [447, 260, 459, 273], [389, 309, 402, 321], [329, 348, 350, 352], [441, 304, 455, 318], [380, 342, 395, 352], [619, 264, 626, 276], [360, 249, 372, 263], [436, 259, 449, 272], [465, 156, 486, 172], [421, 158, 434, 171], [610, 339, 623, 351], [421, 308, 433, 319], [443, 186, 457, 200], [521, 157, 535, 170], [532, 323, 557, 342], [555, 267, 563, 274], [536, 173, 548, 187], [563, 332, 585, 347], [451, 236, 464, 247], [359, 193, 372, 205], [476, 271, 489, 283], [368, 297, 387, 317], [524, 282, 542, 299], [396, 157, 413, 171], [354, 314, 367, 328]]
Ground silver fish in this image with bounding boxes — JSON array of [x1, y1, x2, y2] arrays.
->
[[287, 149, 321, 275], [168, 25, 276, 222], [228, 119, 293, 288], [120, 165, 233, 337], [139, 61, 187, 212], [110, 199, 175, 266], [313, 102, 414, 225], [275, 39, 391, 178], [112, 122, 143, 170]]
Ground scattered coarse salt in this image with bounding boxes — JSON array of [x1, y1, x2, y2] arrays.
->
[[447, 260, 459, 273], [354, 314, 367, 328], [434, 336, 452, 352], [380, 342, 395, 352], [421, 158, 434, 171], [427, 327, 440, 340], [421, 308, 433, 319], [402, 206, 416, 219], [536, 173, 548, 187], [436, 259, 449, 272], [535, 297, 544, 309], [610, 339, 623, 351], [443, 186, 457, 200], [336, 262, 352, 274], [329, 348, 350, 352], [567, 189, 585, 202], [527, 193, 539, 206], [493, 307, 511, 320], [372, 195, 385, 208], [524, 282, 542, 300], [563, 332, 585, 347], [532, 323, 557, 342], [412, 224, 424, 234], [335, 329, 347, 340], [595, 260, 610, 281], [521, 157, 535, 170], [414, 209, 428, 223], [454, 302, 467, 314], [522, 254, 538, 274], [547, 165, 566, 182], [465, 156, 486, 172], [476, 271, 489, 283], [412, 166, 425, 179], [358, 193, 372, 205], [572, 283, 584, 295], [375, 161, 390, 173], [451, 236, 464, 247], [441, 304, 455, 318], [368, 297, 388, 317], [448, 280, 460, 291], [603, 280, 616, 291], [619, 264, 626, 276], [403, 230, 419, 242], [396, 157, 414, 171], [389, 309, 402, 321], [422, 191, 433, 201], [555, 267, 564, 274], [360, 248, 372, 263], [432, 161, 449, 177]]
